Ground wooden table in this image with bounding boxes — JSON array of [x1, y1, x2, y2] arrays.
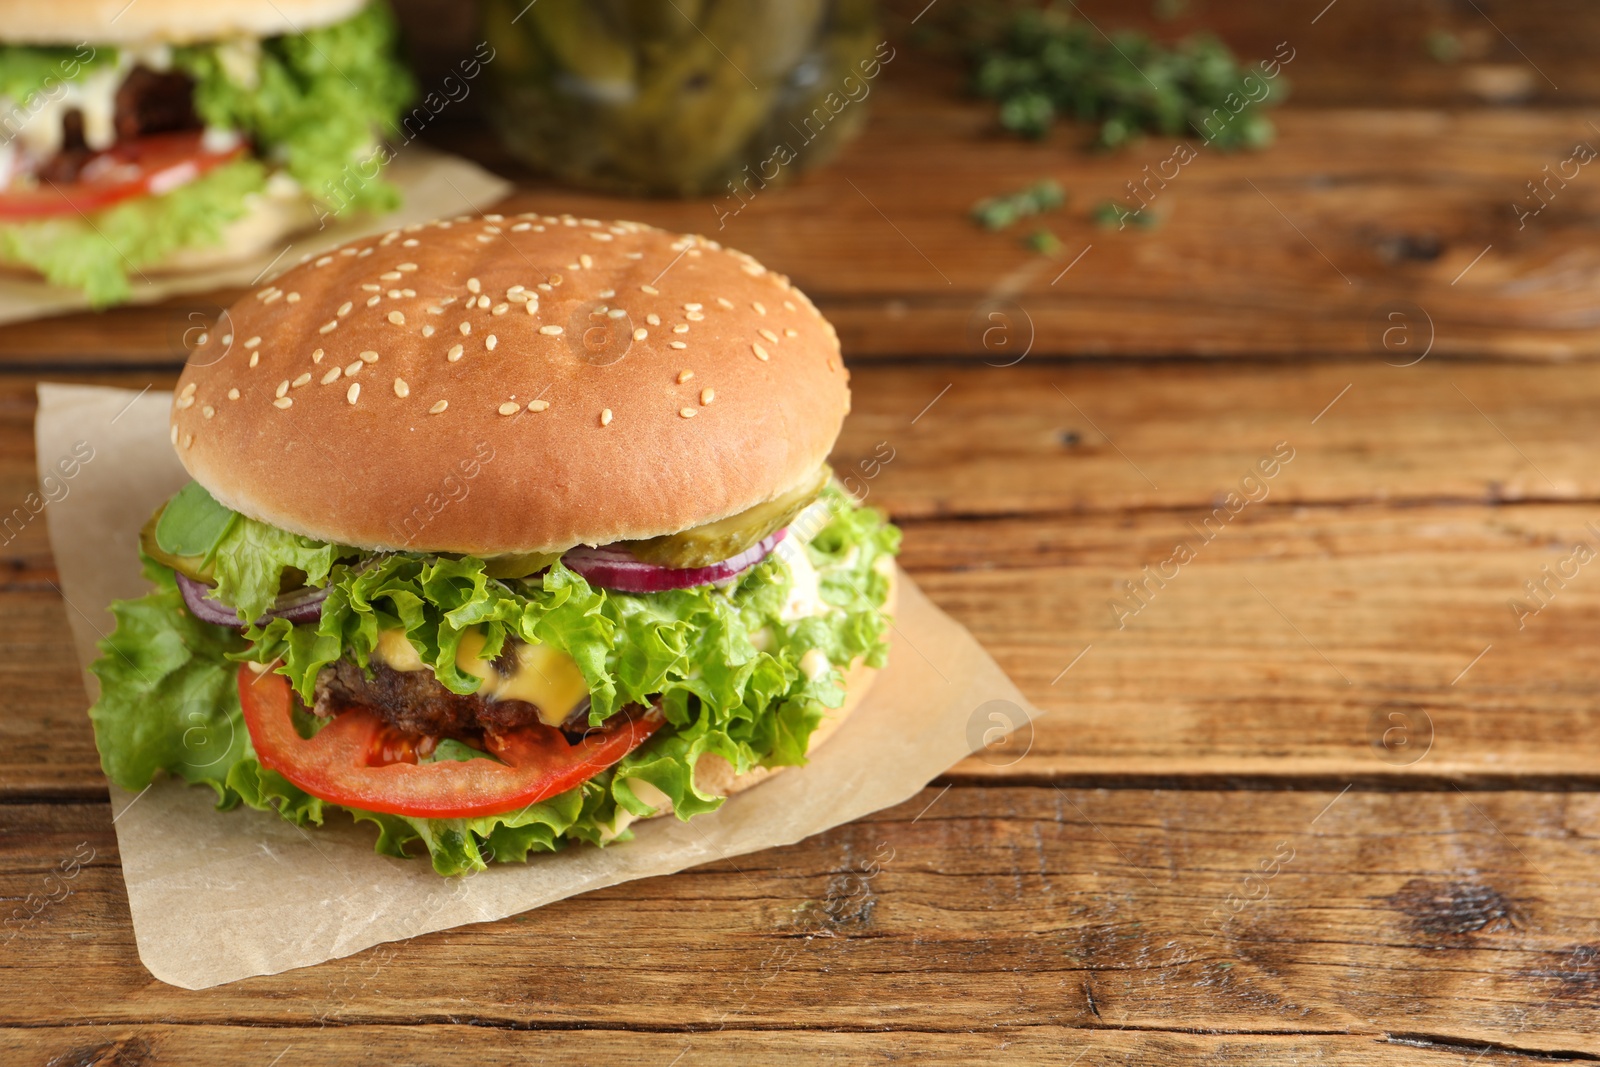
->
[[7, 2, 1600, 1062]]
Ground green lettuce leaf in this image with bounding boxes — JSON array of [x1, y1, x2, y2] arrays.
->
[[0, 43, 110, 102], [174, 2, 415, 215], [86, 488, 900, 876], [0, 159, 268, 307]]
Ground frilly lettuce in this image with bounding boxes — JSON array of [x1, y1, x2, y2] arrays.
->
[[87, 488, 899, 875]]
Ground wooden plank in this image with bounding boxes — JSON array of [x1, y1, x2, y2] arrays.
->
[[3, 788, 1600, 1059], [6, 106, 1600, 362], [7, 363, 1600, 790], [0, 1025, 1558, 1067]]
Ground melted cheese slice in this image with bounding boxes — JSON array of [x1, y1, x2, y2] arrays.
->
[[371, 627, 590, 728]]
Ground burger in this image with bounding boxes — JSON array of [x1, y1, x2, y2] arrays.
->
[[0, 0, 413, 305], [88, 215, 900, 876]]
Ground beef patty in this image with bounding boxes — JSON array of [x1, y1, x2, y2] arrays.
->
[[313, 655, 584, 738]]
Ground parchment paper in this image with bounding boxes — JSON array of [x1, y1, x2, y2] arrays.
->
[[0, 148, 511, 327], [36, 384, 1037, 990]]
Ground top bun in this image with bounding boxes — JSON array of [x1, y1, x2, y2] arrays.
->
[[170, 215, 851, 556], [0, 0, 366, 44]]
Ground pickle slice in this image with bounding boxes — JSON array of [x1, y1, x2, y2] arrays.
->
[[481, 550, 565, 579], [623, 466, 831, 569], [138, 504, 216, 583]]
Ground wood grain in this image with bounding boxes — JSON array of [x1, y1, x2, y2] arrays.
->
[[3, 788, 1600, 1060]]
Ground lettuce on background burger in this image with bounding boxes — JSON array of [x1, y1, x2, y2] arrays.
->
[[0, 0, 413, 306], [88, 216, 899, 876]]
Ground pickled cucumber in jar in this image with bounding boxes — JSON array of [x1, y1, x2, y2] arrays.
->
[[482, 0, 881, 197]]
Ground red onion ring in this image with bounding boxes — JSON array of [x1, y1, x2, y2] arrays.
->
[[176, 572, 331, 629], [562, 528, 786, 593]]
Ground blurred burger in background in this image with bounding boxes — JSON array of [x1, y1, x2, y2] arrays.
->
[[0, 0, 413, 305]]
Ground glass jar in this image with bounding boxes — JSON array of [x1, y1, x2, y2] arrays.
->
[[481, 0, 883, 198]]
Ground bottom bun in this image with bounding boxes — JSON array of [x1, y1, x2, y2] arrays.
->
[[609, 567, 896, 835], [151, 182, 319, 274]]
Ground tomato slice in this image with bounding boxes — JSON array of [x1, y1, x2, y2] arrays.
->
[[237, 669, 665, 820], [0, 131, 246, 220]]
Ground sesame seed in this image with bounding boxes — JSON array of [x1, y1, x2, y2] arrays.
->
[[263, 292, 282, 305], [338, 301, 353, 316], [492, 303, 508, 316], [677, 369, 694, 383], [273, 398, 292, 410], [716, 297, 734, 309], [640, 284, 659, 295], [175, 395, 195, 410], [428, 306, 444, 315], [673, 324, 689, 334], [221, 334, 232, 346], [647, 313, 661, 326], [366, 297, 381, 308], [320, 321, 338, 334], [380, 271, 402, 281], [598, 289, 616, 298], [753, 343, 770, 361], [316, 256, 333, 267], [183, 433, 195, 448], [487, 334, 500, 351], [362, 284, 381, 292], [387, 290, 401, 299], [359, 247, 374, 257], [498, 402, 520, 416], [684, 303, 703, 311], [633, 328, 648, 341], [447, 344, 464, 362], [785, 328, 799, 337], [591, 232, 613, 241], [347, 383, 361, 404], [459, 322, 472, 336], [701, 388, 715, 405], [321, 367, 342, 385], [527, 399, 550, 412], [345, 360, 364, 376], [511, 222, 531, 232], [526, 300, 539, 315], [181, 383, 198, 398], [579, 254, 593, 269], [752, 302, 766, 315], [600, 408, 613, 426], [357, 350, 376, 364], [227, 388, 240, 400], [670, 341, 687, 349], [292, 373, 312, 388], [244, 336, 261, 349], [312, 348, 324, 363], [287, 292, 301, 304], [275, 380, 290, 398], [540, 325, 563, 336], [508, 285, 525, 295], [422, 325, 435, 337], [341, 247, 358, 256], [467, 277, 481, 294], [393, 378, 410, 398], [759, 328, 779, 343], [388, 311, 406, 325], [429, 400, 449, 414], [403, 239, 420, 247], [686, 310, 705, 322], [249, 352, 260, 368], [170, 425, 178, 444], [743, 264, 763, 276], [195, 332, 209, 346], [679, 408, 697, 419]]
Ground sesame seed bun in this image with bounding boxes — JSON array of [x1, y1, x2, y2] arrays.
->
[[170, 215, 851, 555], [0, 0, 367, 44]]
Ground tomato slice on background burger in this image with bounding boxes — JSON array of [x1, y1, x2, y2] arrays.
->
[[0, 131, 245, 221], [238, 669, 665, 820]]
